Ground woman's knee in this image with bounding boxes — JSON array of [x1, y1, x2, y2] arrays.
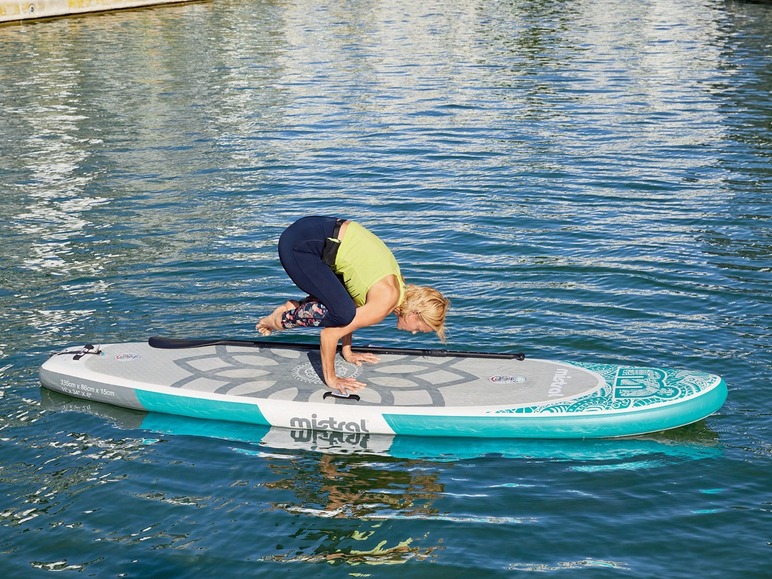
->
[[325, 301, 356, 327]]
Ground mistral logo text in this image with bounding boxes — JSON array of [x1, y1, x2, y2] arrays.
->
[[290, 414, 368, 433], [548, 368, 570, 398]]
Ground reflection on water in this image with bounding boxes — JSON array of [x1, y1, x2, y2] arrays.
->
[[11, 60, 107, 280], [263, 452, 443, 565], [34, 388, 725, 566]]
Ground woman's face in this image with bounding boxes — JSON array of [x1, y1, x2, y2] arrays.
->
[[396, 311, 432, 335]]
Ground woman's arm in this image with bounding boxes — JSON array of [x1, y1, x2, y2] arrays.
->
[[319, 278, 398, 393], [319, 303, 387, 392], [341, 332, 380, 366], [320, 326, 360, 392]]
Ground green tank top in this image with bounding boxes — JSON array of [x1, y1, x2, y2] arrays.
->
[[332, 222, 406, 307]]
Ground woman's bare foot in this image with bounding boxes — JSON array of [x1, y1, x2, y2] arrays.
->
[[256, 301, 299, 336]]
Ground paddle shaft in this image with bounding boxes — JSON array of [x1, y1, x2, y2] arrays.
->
[[148, 336, 525, 360]]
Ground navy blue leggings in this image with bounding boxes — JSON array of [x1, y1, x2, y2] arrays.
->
[[277, 216, 356, 328]]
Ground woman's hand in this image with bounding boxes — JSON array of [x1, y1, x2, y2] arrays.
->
[[342, 348, 380, 366], [327, 375, 366, 395], [328, 348, 378, 394]]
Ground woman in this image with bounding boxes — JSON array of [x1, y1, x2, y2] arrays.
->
[[257, 216, 449, 394]]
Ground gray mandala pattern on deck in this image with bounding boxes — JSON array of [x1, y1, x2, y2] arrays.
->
[[168, 345, 481, 406]]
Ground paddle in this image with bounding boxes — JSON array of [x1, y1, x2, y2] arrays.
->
[[148, 336, 289, 350], [148, 336, 525, 360]]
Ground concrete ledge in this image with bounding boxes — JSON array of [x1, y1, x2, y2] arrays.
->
[[1, 0, 199, 23]]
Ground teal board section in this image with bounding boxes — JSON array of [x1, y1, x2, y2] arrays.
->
[[135, 390, 270, 426], [383, 378, 727, 438]]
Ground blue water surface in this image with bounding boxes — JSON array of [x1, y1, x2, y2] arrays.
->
[[1, 0, 770, 576]]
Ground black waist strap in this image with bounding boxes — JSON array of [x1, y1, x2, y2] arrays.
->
[[322, 219, 346, 266], [331, 218, 345, 240]]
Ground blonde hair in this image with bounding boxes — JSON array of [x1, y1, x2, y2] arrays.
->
[[395, 284, 451, 343]]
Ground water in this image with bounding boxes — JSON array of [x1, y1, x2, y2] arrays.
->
[[1, 0, 770, 576]]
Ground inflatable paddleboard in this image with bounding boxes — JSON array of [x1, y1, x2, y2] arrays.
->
[[39, 337, 727, 439]]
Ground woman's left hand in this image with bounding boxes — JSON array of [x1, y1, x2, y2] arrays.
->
[[342, 349, 380, 366]]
